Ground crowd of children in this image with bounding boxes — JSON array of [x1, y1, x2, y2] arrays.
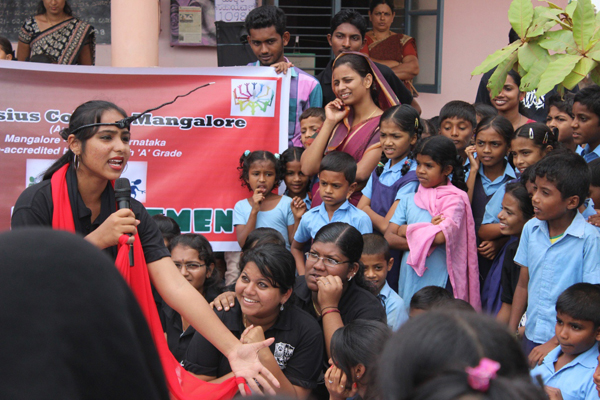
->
[[8, 1, 600, 399]]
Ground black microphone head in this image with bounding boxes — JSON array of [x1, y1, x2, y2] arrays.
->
[[114, 178, 131, 200]]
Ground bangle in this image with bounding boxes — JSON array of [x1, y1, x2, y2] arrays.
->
[[321, 306, 338, 313], [321, 308, 340, 317]]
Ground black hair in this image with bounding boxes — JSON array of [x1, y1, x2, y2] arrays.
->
[[437, 299, 477, 313], [514, 122, 558, 151], [330, 9, 367, 39], [239, 244, 295, 295], [281, 146, 303, 164], [369, 0, 395, 13], [504, 181, 534, 221], [377, 105, 422, 177], [413, 136, 468, 192], [475, 114, 514, 146], [520, 165, 537, 185], [362, 233, 390, 261], [333, 53, 379, 106], [244, 5, 287, 37], [589, 158, 600, 187], [546, 92, 575, 117], [238, 150, 284, 191], [378, 311, 531, 400], [0, 36, 15, 59], [168, 233, 220, 295], [241, 227, 286, 252], [319, 151, 357, 184], [439, 100, 477, 131], [29, 53, 58, 64], [37, 0, 73, 16], [556, 283, 600, 328], [330, 319, 391, 395], [421, 118, 437, 138], [407, 372, 546, 400], [574, 84, 600, 121], [473, 102, 498, 121], [534, 151, 590, 207], [43, 101, 128, 180], [151, 214, 181, 245], [429, 116, 440, 133], [409, 286, 453, 311], [299, 107, 325, 122], [508, 28, 521, 44], [313, 222, 370, 290]]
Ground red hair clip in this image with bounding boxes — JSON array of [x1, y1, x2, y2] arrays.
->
[[465, 358, 500, 392]]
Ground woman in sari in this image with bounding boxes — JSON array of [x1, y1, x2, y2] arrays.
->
[[360, 0, 419, 97], [18, 0, 95, 65], [301, 51, 398, 207]]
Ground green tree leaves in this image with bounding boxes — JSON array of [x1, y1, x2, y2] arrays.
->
[[472, 0, 600, 99]]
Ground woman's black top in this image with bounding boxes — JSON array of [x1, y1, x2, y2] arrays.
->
[[182, 300, 324, 389], [11, 166, 169, 263]]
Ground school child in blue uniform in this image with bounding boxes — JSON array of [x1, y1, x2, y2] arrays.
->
[[357, 104, 420, 291], [508, 152, 600, 363]]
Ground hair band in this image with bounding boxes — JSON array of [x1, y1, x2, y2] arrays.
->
[[415, 118, 419, 128], [244, 150, 251, 156], [465, 358, 500, 392], [543, 132, 549, 144], [528, 127, 534, 140], [274, 153, 280, 160], [377, 161, 385, 168]]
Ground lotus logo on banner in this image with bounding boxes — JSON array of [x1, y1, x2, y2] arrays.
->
[[231, 79, 276, 117]]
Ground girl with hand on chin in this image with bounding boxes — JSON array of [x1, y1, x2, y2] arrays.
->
[[301, 52, 398, 207], [11, 100, 279, 397]]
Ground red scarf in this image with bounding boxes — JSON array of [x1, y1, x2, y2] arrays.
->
[[51, 164, 244, 399]]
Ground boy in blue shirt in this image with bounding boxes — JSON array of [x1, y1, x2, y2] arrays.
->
[[291, 151, 372, 274], [361, 234, 408, 331], [573, 85, 600, 163], [438, 100, 477, 172], [508, 152, 600, 363], [531, 283, 600, 400]]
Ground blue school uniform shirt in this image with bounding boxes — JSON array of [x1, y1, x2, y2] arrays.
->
[[233, 195, 295, 248], [378, 281, 408, 331], [479, 161, 516, 196], [362, 158, 418, 200], [390, 192, 449, 307], [514, 212, 600, 344], [579, 144, 600, 162], [530, 344, 599, 400], [294, 200, 372, 243]]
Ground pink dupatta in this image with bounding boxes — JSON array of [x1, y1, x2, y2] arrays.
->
[[406, 183, 481, 309]]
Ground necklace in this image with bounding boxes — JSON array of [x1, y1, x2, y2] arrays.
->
[[45, 12, 65, 27], [352, 108, 379, 128]]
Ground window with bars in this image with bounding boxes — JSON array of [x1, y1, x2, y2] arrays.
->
[[269, 0, 443, 93]]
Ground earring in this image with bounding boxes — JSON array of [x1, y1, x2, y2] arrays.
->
[[348, 274, 354, 282], [73, 154, 80, 169], [280, 303, 284, 311]]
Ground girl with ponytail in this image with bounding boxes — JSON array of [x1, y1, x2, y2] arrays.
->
[[358, 104, 421, 291], [385, 136, 480, 309]]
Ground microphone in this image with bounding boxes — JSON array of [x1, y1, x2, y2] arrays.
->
[[114, 178, 135, 266]]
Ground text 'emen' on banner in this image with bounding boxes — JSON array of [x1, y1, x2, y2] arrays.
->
[[0, 62, 290, 251]]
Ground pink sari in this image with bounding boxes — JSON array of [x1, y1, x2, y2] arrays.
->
[[312, 52, 399, 207]]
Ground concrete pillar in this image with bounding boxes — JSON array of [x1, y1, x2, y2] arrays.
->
[[111, 0, 160, 67]]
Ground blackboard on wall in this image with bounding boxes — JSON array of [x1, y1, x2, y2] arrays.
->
[[0, 0, 111, 44]]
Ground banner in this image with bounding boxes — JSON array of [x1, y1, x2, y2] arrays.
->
[[0, 62, 290, 251]]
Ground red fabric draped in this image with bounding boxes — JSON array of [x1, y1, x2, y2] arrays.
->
[[51, 164, 244, 399]]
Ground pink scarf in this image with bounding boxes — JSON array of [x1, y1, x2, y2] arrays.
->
[[406, 183, 481, 310]]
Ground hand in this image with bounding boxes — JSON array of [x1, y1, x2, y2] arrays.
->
[[397, 224, 408, 238], [325, 98, 350, 124], [528, 340, 555, 368], [465, 145, 479, 172], [240, 325, 266, 344], [227, 339, 280, 395], [431, 214, 445, 225], [249, 189, 266, 212], [324, 364, 358, 400], [478, 240, 499, 260], [544, 386, 563, 400], [317, 275, 343, 310], [86, 208, 139, 249], [272, 61, 294, 74], [209, 291, 236, 311], [588, 212, 600, 227], [291, 196, 307, 219]]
